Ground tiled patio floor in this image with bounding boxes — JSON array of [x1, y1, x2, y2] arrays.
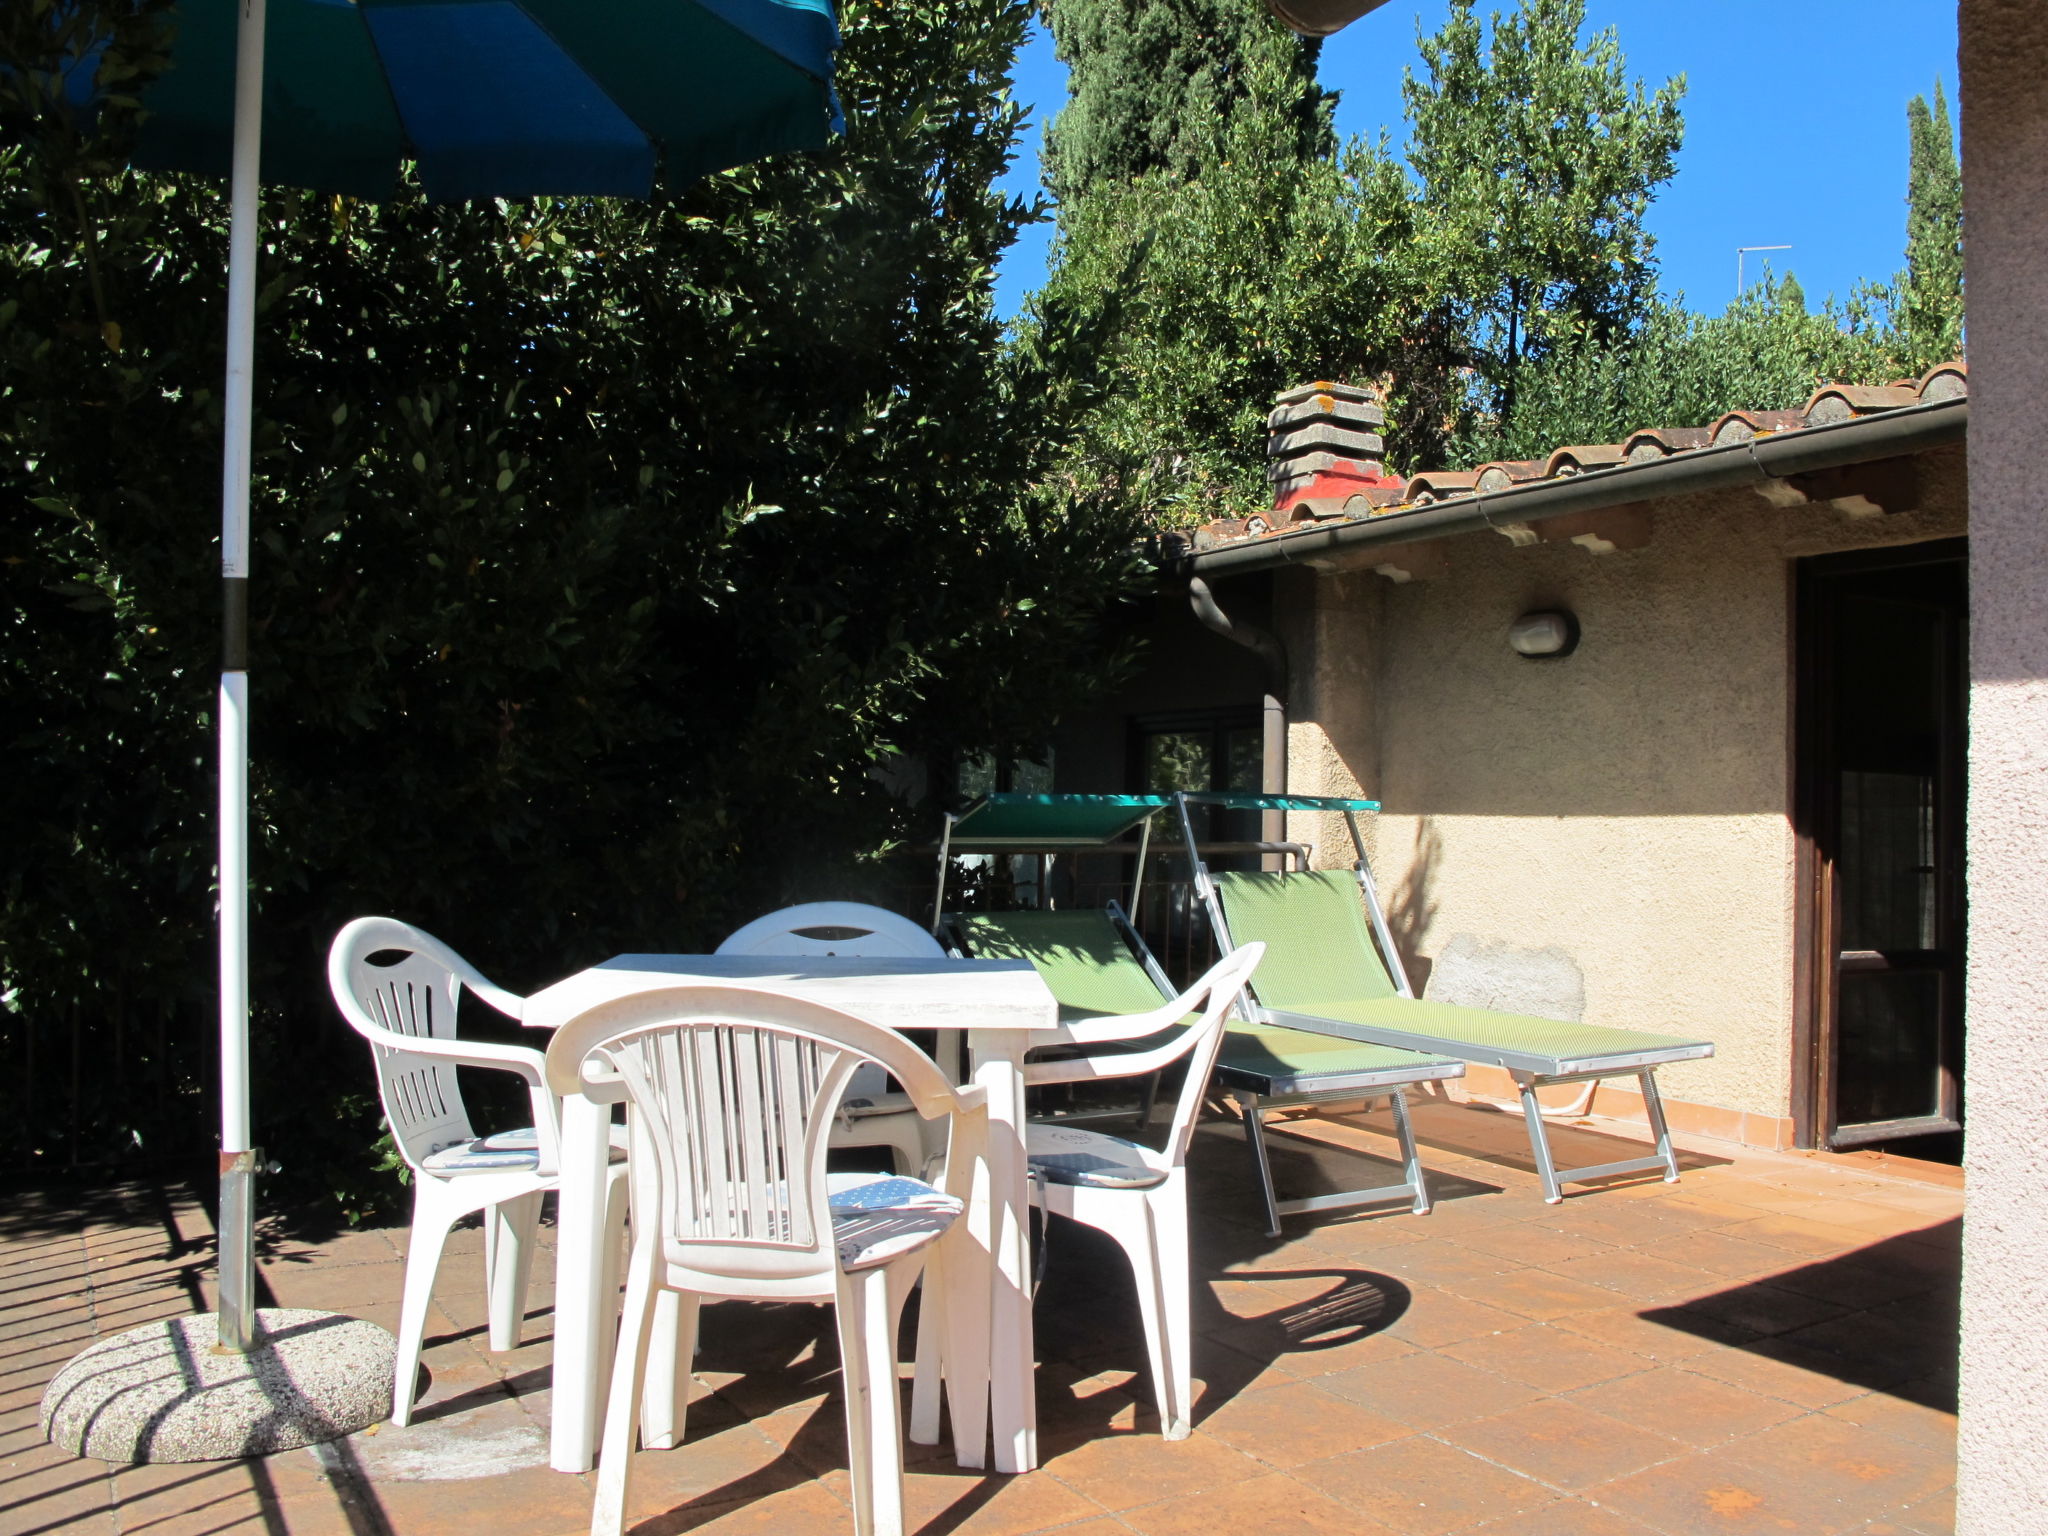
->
[[4, 1098, 1961, 1536]]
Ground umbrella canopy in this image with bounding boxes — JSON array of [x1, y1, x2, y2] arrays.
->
[[124, 0, 841, 200], [56, 0, 841, 1364]]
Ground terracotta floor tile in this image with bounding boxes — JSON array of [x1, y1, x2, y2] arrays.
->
[[1463, 1496, 1666, 1535], [897, 1460, 1109, 1536], [1439, 1397, 1683, 1491], [1115, 1469, 1402, 1536], [1538, 1251, 1722, 1304], [1682, 1343, 1873, 1409], [1442, 1267, 1632, 1321], [1718, 1216, 1875, 1258], [1038, 1425, 1265, 1512], [1592, 1446, 1888, 1536], [1650, 1281, 1851, 1339], [1293, 1433, 1552, 1536], [1823, 1394, 1959, 1458], [1372, 1242, 1528, 1290], [1440, 1224, 1612, 1266], [1661, 1229, 1807, 1282], [1192, 1379, 1411, 1468], [1720, 1409, 1954, 1512], [1550, 1306, 1755, 1361], [1567, 1366, 1805, 1447], [1438, 1324, 1649, 1392], [1316, 1350, 1544, 1430], [1377, 1291, 1527, 1351]]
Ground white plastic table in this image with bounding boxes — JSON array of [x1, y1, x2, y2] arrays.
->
[[522, 952, 1059, 1476]]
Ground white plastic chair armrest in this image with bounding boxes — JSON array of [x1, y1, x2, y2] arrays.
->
[[935, 1101, 989, 1209]]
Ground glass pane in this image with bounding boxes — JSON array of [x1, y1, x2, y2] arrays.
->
[[1839, 771, 1936, 950], [1835, 592, 1944, 952], [1145, 732, 1212, 793], [958, 753, 997, 800], [1223, 727, 1262, 792], [1011, 754, 1054, 795], [1836, 970, 1945, 1126]]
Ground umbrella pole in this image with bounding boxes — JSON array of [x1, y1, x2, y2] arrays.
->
[[215, 0, 267, 1357]]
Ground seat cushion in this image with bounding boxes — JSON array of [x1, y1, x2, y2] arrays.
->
[[826, 1174, 962, 1270], [418, 1126, 623, 1175], [420, 1127, 545, 1173], [1025, 1123, 1168, 1190]]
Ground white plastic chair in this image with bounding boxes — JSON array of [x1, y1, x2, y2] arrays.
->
[[716, 902, 947, 1177], [327, 917, 629, 1425], [1011, 942, 1263, 1441], [545, 985, 988, 1536]]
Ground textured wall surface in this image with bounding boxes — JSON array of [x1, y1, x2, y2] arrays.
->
[[1281, 462, 1965, 1120], [1956, 2, 2048, 1528]]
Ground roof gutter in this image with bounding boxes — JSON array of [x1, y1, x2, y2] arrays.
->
[[1181, 396, 1968, 579]]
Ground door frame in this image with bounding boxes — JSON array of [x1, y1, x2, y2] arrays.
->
[[1790, 535, 1968, 1150]]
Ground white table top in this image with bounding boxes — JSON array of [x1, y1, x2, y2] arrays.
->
[[522, 952, 1059, 1035]]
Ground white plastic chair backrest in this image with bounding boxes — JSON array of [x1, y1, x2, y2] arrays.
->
[[544, 985, 967, 1294], [716, 902, 945, 960], [1025, 942, 1265, 1171], [327, 916, 526, 1174]]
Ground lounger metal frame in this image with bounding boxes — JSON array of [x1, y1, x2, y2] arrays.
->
[[1175, 792, 1711, 1204]]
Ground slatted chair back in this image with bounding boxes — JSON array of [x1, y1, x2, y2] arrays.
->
[[545, 986, 964, 1295], [716, 902, 944, 960], [329, 917, 529, 1174]]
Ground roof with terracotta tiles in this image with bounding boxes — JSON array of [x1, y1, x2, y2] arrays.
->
[[1190, 362, 1968, 551]]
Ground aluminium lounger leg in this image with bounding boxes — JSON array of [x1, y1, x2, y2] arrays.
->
[[1640, 1069, 1681, 1183], [1388, 1090, 1432, 1216], [1514, 1071, 1566, 1204], [1235, 1090, 1285, 1238]]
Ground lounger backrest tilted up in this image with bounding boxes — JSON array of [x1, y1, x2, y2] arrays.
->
[[1176, 791, 1715, 1204], [938, 807, 1465, 1238]]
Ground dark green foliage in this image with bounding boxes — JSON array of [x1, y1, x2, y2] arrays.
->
[[0, 0, 1142, 1210], [1894, 81, 1964, 373], [1041, 0, 1333, 204], [1457, 283, 1898, 465], [1396, 0, 1684, 448]]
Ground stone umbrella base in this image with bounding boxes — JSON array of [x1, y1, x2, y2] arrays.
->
[[42, 1309, 395, 1463]]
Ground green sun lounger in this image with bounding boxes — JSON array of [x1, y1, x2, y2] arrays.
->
[[1179, 790, 1715, 1203], [950, 903, 1466, 1233]]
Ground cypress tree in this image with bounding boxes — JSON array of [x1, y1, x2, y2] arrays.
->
[[1041, 0, 1334, 205], [1894, 80, 1963, 369]]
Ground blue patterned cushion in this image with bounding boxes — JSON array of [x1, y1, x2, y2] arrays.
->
[[419, 1126, 622, 1175], [1025, 1124, 1168, 1190], [826, 1173, 962, 1270]]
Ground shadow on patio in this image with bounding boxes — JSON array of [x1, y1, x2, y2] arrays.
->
[[3, 1104, 1960, 1536]]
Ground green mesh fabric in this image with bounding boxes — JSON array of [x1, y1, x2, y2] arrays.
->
[[1276, 996, 1709, 1064], [1212, 870, 1400, 1006], [1217, 1024, 1449, 1081], [953, 911, 1171, 1022], [1214, 869, 1709, 1067]]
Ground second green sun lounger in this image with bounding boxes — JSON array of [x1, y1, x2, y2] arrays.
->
[[1210, 867, 1715, 1202], [952, 906, 1466, 1232]]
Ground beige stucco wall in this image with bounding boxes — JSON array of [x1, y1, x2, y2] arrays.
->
[[1276, 457, 1965, 1124], [1956, 2, 2048, 1528]]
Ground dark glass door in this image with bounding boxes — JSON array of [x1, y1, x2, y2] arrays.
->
[[1797, 541, 1966, 1151]]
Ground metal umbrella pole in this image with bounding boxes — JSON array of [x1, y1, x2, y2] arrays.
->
[[212, 0, 265, 1360]]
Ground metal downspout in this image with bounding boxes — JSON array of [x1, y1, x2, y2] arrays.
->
[[1188, 577, 1288, 867]]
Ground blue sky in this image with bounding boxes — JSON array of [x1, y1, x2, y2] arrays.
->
[[991, 1, 1960, 320]]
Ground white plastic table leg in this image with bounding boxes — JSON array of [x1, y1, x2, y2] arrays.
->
[[969, 1027, 1037, 1474], [549, 1092, 614, 1472]]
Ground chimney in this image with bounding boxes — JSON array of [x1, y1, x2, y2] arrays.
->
[[1267, 381, 1400, 519]]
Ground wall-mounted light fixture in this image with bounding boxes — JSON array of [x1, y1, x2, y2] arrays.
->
[[1508, 610, 1580, 659]]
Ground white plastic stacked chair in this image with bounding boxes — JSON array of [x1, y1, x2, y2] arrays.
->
[[716, 902, 948, 1177], [546, 984, 989, 1536], [327, 917, 629, 1425], [1007, 942, 1263, 1441]]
